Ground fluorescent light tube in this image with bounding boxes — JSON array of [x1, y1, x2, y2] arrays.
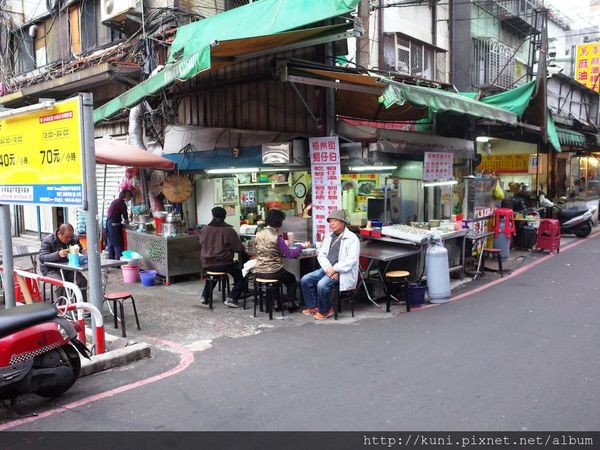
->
[[422, 180, 458, 187], [206, 167, 259, 174], [348, 165, 397, 172]]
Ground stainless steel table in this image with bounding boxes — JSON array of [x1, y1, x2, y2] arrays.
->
[[359, 242, 422, 308], [126, 230, 202, 285], [362, 230, 468, 279], [44, 259, 126, 303]]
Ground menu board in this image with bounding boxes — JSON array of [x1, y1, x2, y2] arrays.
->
[[309, 136, 341, 244], [0, 97, 85, 206], [477, 154, 529, 173], [423, 152, 453, 181]]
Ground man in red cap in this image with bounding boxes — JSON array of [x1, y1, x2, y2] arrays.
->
[[199, 206, 247, 308], [300, 209, 360, 320]]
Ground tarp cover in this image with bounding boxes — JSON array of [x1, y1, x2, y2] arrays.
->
[[379, 80, 518, 125], [93, 0, 359, 123], [479, 80, 561, 151], [95, 138, 176, 169], [478, 80, 536, 117]]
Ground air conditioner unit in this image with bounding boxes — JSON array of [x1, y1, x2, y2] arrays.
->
[[101, 0, 142, 30]]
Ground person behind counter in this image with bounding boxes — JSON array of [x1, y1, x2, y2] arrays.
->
[[39, 223, 88, 302], [254, 209, 311, 311], [300, 209, 360, 320], [199, 206, 247, 308], [105, 189, 133, 260]]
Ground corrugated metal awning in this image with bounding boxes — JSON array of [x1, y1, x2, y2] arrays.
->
[[93, 0, 360, 123], [556, 127, 586, 147]]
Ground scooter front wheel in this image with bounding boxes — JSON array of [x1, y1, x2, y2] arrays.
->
[[33, 344, 81, 397]]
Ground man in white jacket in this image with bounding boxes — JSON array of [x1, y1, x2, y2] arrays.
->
[[300, 209, 360, 320]]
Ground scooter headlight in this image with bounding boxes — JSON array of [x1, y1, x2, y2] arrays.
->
[[57, 324, 69, 340]]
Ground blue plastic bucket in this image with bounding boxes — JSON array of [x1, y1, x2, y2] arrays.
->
[[407, 283, 426, 306], [140, 270, 157, 287]]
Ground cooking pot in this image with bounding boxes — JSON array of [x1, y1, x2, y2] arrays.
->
[[162, 222, 179, 236], [165, 212, 181, 223]]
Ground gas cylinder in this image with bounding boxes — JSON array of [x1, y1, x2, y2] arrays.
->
[[425, 236, 451, 303]]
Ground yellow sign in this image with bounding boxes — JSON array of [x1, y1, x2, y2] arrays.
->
[[477, 153, 530, 173], [575, 42, 600, 93], [0, 97, 84, 205]]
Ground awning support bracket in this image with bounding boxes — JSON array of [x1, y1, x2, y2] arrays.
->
[[289, 81, 320, 126]]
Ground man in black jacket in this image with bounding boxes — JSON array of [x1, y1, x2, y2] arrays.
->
[[39, 223, 88, 302], [199, 207, 246, 308]]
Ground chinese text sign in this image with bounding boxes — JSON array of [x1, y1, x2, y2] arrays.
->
[[0, 97, 84, 206], [309, 136, 341, 244], [575, 42, 600, 93], [423, 152, 453, 181]]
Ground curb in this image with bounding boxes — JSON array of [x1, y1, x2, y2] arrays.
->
[[80, 328, 152, 377]]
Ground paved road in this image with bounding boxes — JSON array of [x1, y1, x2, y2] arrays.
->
[[2, 235, 600, 431]]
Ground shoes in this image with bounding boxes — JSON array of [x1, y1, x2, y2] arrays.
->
[[200, 296, 210, 307], [314, 308, 334, 321], [224, 297, 242, 308], [302, 307, 318, 316], [288, 303, 299, 313]]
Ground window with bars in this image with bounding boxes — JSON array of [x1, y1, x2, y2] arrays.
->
[[472, 37, 519, 90], [383, 33, 447, 83], [226, 0, 252, 9]]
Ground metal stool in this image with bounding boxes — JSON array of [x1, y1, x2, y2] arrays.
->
[[205, 271, 231, 310], [385, 270, 411, 312], [482, 248, 504, 277], [103, 291, 141, 337], [241, 272, 256, 310], [254, 278, 283, 320]]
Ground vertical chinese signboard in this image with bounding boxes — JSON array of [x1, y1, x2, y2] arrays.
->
[[0, 97, 85, 206], [423, 152, 453, 181], [309, 136, 341, 244], [575, 42, 600, 93]]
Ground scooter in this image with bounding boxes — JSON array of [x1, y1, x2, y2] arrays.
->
[[539, 193, 596, 238], [0, 302, 91, 402]]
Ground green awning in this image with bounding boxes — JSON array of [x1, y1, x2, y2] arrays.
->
[[478, 79, 536, 117], [379, 81, 518, 125], [555, 127, 587, 147], [94, 0, 359, 123], [546, 114, 561, 152]]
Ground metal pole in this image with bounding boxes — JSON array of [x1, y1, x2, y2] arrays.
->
[[0, 204, 16, 307], [36, 205, 42, 240], [80, 93, 104, 348]]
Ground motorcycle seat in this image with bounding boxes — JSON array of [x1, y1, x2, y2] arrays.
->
[[0, 303, 58, 338], [558, 207, 588, 221]]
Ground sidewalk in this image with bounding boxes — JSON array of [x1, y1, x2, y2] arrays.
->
[[5, 230, 591, 373]]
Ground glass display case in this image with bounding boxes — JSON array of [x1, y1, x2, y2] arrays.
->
[[462, 176, 496, 220]]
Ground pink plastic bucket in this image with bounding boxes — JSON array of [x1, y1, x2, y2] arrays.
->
[[122, 264, 140, 283]]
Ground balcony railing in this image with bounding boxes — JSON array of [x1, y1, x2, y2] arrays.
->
[[474, 0, 542, 35]]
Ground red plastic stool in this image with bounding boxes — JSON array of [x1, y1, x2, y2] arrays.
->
[[536, 219, 560, 254], [14, 272, 42, 303], [493, 208, 516, 237]]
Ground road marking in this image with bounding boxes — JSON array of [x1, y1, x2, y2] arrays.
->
[[0, 337, 194, 431], [401, 231, 598, 311], [450, 232, 597, 303]]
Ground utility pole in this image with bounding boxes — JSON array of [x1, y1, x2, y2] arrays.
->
[[357, 0, 371, 69]]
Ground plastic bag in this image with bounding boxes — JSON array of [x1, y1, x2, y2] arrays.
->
[[493, 180, 505, 200]]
